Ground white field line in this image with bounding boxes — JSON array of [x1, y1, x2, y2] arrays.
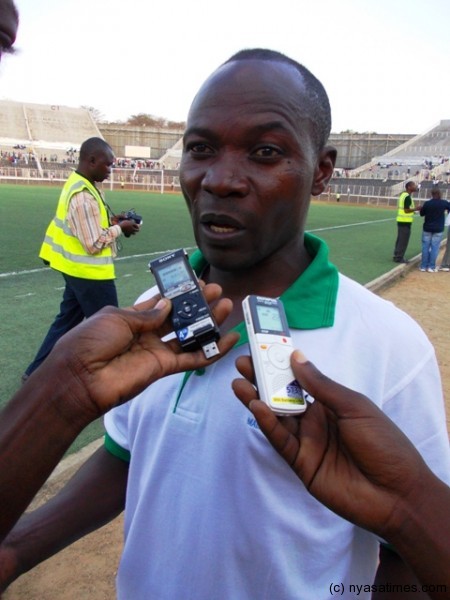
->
[[0, 218, 393, 280], [309, 217, 393, 233], [0, 247, 198, 279]]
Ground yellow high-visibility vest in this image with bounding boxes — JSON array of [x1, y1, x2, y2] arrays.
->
[[396, 191, 415, 223], [39, 172, 115, 279]]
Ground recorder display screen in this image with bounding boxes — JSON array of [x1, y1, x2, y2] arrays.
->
[[158, 259, 190, 292], [256, 305, 283, 332]]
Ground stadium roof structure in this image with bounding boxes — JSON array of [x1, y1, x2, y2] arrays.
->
[[351, 120, 450, 179], [0, 100, 102, 151]]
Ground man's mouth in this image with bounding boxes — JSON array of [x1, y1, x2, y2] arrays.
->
[[209, 223, 238, 233], [200, 214, 243, 234]]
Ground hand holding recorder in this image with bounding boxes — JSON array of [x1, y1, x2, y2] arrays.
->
[[0, 284, 238, 542], [232, 351, 450, 593], [38, 283, 236, 421]]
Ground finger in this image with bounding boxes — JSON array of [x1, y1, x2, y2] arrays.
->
[[137, 298, 172, 330], [232, 374, 300, 436], [234, 355, 255, 383], [132, 295, 161, 312], [231, 377, 258, 409], [249, 399, 297, 452], [290, 350, 380, 419], [210, 297, 233, 327], [201, 282, 223, 303], [217, 331, 240, 355], [95, 299, 172, 341], [234, 390, 300, 467]]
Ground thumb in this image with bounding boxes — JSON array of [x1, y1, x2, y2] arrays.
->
[[137, 297, 172, 331]]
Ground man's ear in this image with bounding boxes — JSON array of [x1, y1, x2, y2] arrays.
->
[[311, 146, 337, 196]]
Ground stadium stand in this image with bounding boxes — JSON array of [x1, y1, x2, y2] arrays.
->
[[0, 101, 30, 140], [349, 120, 450, 180], [25, 104, 101, 146], [157, 137, 183, 170], [0, 100, 102, 163], [325, 120, 450, 204]]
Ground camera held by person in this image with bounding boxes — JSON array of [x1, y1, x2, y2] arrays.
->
[[117, 209, 142, 226]]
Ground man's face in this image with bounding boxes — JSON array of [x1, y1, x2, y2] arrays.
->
[[180, 60, 331, 272], [0, 0, 18, 63], [91, 149, 114, 182]]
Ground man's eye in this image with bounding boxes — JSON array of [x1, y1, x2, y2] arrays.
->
[[253, 146, 282, 158], [188, 143, 213, 155]]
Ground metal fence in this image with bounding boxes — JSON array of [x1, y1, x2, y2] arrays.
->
[[0, 166, 182, 193], [1, 166, 448, 202]]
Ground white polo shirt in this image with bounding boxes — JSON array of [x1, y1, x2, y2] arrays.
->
[[105, 234, 449, 600]]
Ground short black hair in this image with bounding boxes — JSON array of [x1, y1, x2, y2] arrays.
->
[[223, 48, 331, 151], [79, 137, 112, 160]]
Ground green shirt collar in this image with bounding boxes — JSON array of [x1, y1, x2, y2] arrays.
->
[[190, 233, 338, 346]]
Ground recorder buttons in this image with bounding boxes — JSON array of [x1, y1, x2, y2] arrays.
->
[[177, 299, 199, 319], [267, 343, 291, 369]]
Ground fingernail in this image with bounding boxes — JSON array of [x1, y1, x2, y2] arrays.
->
[[155, 298, 167, 310], [292, 349, 308, 364]]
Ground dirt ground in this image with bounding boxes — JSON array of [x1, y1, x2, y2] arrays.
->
[[4, 256, 450, 600]]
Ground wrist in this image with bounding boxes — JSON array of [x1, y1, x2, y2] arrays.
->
[[34, 350, 100, 432], [382, 472, 450, 584]]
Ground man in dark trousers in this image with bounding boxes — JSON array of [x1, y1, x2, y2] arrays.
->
[[23, 138, 140, 379], [392, 180, 420, 263]]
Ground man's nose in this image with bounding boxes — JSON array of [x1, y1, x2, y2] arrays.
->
[[201, 154, 249, 197]]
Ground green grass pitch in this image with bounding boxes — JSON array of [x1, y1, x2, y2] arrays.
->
[[0, 184, 422, 454]]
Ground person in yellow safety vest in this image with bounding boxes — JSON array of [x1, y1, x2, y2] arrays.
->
[[392, 181, 421, 263], [22, 137, 140, 381]]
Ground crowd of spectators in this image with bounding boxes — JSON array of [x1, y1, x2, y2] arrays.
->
[[0, 149, 171, 171], [114, 157, 164, 169], [0, 149, 35, 165]]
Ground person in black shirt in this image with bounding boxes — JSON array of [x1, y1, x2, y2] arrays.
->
[[419, 187, 450, 272]]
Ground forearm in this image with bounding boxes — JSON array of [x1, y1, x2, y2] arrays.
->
[[1, 448, 127, 584], [0, 354, 98, 540], [92, 224, 122, 253], [68, 192, 121, 254]]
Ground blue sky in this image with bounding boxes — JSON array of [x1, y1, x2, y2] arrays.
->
[[2, 0, 449, 134]]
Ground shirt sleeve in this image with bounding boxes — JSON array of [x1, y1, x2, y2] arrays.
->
[[67, 190, 122, 255], [403, 195, 412, 210], [104, 399, 132, 458]]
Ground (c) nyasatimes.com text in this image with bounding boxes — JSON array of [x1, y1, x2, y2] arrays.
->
[[329, 582, 448, 596]]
